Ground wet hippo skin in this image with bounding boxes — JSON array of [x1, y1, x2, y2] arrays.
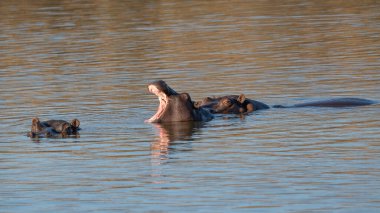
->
[[273, 98, 375, 108], [146, 80, 375, 120], [196, 94, 270, 114], [146, 80, 214, 123], [42, 119, 80, 133], [27, 117, 80, 138], [198, 95, 375, 114]]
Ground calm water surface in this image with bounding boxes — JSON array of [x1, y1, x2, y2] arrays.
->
[[1, 0, 380, 212]]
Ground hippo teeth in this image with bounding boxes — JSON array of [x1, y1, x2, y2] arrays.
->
[[147, 86, 168, 123], [147, 98, 167, 122]]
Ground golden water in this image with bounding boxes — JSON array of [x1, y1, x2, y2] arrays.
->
[[1, 1, 379, 212]]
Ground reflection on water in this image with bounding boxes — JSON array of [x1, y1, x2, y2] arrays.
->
[[150, 122, 203, 184], [1, 0, 380, 212], [28, 132, 81, 143], [151, 122, 203, 162]]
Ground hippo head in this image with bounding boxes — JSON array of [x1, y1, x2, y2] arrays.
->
[[146, 80, 213, 123], [28, 117, 81, 138], [210, 94, 249, 114]]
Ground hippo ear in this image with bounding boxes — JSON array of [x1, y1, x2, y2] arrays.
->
[[237, 94, 246, 103], [31, 117, 41, 132], [71, 119, 80, 128], [32, 117, 40, 125], [194, 101, 201, 108], [180, 93, 191, 101]]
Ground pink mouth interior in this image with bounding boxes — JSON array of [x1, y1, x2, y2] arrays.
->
[[146, 85, 168, 123]]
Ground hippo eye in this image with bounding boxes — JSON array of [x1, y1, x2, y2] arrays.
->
[[223, 99, 232, 106]]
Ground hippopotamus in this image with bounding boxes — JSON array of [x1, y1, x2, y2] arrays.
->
[[195, 94, 270, 114], [27, 117, 80, 138], [273, 98, 375, 108], [146, 80, 214, 123], [197, 95, 375, 114], [146, 80, 375, 119]]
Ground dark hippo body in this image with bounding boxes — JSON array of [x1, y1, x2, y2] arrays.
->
[[27, 117, 80, 138], [146, 80, 213, 123], [195, 94, 270, 114], [197, 95, 375, 114], [273, 98, 375, 108]]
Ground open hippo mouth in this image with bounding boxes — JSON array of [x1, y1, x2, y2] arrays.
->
[[146, 80, 179, 123]]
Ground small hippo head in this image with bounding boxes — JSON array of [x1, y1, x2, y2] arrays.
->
[[28, 117, 81, 138], [146, 80, 213, 123], [211, 94, 252, 114]]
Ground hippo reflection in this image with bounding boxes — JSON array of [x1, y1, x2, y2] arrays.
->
[[146, 80, 213, 123], [27, 117, 80, 138]]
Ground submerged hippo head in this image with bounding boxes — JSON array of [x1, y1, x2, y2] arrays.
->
[[210, 94, 251, 114], [196, 94, 270, 114], [146, 80, 213, 123], [27, 117, 80, 138]]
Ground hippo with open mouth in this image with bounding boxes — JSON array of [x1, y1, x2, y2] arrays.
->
[[146, 80, 214, 123]]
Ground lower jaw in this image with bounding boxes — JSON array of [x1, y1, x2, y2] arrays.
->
[[146, 117, 159, 123], [147, 104, 166, 123]]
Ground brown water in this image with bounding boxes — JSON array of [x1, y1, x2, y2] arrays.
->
[[1, 0, 380, 212]]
